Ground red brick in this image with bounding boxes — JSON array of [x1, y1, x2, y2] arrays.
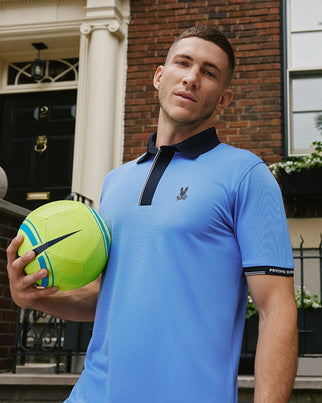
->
[[124, 0, 283, 163]]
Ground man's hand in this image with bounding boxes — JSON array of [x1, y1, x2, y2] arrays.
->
[[6, 234, 58, 309]]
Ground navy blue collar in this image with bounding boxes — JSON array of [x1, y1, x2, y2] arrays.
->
[[137, 127, 220, 164]]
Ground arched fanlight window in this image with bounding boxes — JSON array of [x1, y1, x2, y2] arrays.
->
[[7, 58, 79, 85]]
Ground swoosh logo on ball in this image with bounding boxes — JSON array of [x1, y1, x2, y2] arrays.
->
[[32, 230, 81, 256]]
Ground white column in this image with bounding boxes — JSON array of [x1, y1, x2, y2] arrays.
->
[[72, 18, 127, 210]]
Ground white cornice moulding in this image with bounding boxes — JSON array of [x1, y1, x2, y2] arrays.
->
[[0, 21, 83, 38], [84, 6, 126, 21], [0, 0, 58, 5]]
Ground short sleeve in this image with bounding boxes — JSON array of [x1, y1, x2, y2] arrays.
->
[[234, 162, 294, 277]]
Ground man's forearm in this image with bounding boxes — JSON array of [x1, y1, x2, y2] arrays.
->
[[32, 278, 100, 322], [254, 307, 298, 402]]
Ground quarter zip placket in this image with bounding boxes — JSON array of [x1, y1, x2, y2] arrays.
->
[[139, 146, 176, 206]]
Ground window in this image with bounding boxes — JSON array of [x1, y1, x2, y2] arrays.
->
[[286, 0, 322, 155], [7, 58, 79, 85]]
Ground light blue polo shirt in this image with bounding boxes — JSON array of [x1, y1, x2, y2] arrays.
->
[[66, 127, 294, 403]]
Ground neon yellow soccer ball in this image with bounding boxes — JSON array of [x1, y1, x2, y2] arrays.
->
[[17, 200, 111, 290]]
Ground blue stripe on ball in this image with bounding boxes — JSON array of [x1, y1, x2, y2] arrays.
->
[[38, 255, 49, 287], [25, 219, 43, 244], [86, 206, 110, 259], [44, 251, 54, 287], [20, 221, 40, 246], [21, 219, 55, 287]]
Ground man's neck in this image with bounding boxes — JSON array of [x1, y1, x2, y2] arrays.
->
[[155, 113, 213, 148]]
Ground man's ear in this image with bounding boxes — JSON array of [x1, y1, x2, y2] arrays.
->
[[153, 65, 164, 90], [216, 88, 233, 110]]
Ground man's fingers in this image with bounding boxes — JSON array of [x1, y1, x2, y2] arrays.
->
[[7, 249, 36, 282], [6, 234, 24, 265], [18, 250, 36, 268], [7, 235, 35, 273], [21, 268, 48, 288], [6, 234, 59, 309], [13, 267, 58, 307]]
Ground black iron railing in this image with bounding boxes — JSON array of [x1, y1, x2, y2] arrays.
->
[[13, 309, 64, 373], [296, 235, 322, 356], [12, 309, 93, 373], [65, 192, 93, 206]]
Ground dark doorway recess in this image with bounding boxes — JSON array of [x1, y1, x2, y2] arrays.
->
[[0, 90, 77, 210]]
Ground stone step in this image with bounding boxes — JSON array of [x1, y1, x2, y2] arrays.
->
[[16, 363, 65, 374], [297, 357, 322, 376]]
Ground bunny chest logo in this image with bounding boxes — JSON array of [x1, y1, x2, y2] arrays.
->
[[177, 186, 189, 201]]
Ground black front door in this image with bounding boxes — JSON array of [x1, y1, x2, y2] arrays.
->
[[0, 90, 76, 210]]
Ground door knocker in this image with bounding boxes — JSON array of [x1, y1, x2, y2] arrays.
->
[[34, 135, 48, 155]]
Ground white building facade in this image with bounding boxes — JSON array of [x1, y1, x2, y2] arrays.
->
[[0, 0, 130, 210]]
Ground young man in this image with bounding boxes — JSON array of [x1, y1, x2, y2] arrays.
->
[[7, 26, 298, 402]]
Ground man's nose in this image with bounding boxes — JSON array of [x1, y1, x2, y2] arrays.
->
[[182, 67, 200, 89]]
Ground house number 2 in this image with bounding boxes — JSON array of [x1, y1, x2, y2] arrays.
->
[[39, 105, 48, 118]]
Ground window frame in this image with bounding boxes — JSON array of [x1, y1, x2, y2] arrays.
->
[[282, 0, 322, 156]]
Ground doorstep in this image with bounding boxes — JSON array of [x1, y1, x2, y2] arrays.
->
[[15, 363, 65, 374], [238, 375, 322, 390], [0, 372, 79, 386], [0, 373, 321, 390]]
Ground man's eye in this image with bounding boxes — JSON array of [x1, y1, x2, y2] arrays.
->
[[205, 71, 215, 78], [177, 61, 187, 66]]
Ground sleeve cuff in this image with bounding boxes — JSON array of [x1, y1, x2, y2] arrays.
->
[[243, 266, 294, 277]]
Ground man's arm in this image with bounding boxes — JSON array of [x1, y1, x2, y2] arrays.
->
[[247, 275, 298, 403], [6, 234, 99, 321]]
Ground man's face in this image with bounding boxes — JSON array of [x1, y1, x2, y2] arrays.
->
[[154, 37, 233, 133]]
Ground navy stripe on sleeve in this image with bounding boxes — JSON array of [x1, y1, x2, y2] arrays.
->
[[243, 266, 294, 277]]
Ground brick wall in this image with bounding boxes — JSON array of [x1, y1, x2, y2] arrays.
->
[[124, 0, 283, 164], [0, 200, 29, 372]]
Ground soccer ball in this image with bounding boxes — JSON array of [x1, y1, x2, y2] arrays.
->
[[17, 200, 111, 290]]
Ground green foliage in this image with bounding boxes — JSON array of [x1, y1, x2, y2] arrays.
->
[[294, 285, 322, 310], [246, 293, 257, 319], [268, 141, 322, 178]]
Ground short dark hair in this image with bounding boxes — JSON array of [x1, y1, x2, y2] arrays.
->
[[167, 26, 235, 83]]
